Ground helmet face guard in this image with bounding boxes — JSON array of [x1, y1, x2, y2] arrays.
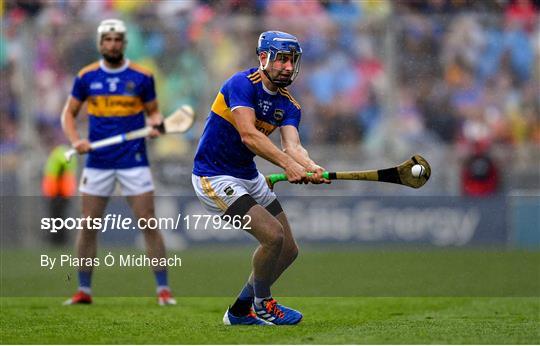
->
[[257, 31, 302, 87]]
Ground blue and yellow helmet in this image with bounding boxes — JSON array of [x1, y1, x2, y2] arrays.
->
[[256, 31, 302, 87]]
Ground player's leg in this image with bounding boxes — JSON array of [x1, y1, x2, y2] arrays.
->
[[253, 173, 299, 284], [64, 168, 115, 305], [231, 201, 296, 310], [64, 194, 108, 305], [264, 206, 303, 322], [192, 175, 274, 325], [267, 201, 299, 283], [234, 202, 302, 325], [236, 209, 298, 288], [243, 204, 284, 302], [223, 200, 283, 325], [126, 191, 176, 305], [120, 167, 175, 306], [229, 174, 302, 324], [126, 191, 165, 260]]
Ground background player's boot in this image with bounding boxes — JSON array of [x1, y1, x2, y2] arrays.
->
[[223, 308, 274, 325], [63, 291, 92, 305], [157, 288, 177, 306], [254, 298, 302, 325]]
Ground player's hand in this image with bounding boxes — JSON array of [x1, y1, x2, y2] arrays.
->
[[72, 139, 91, 154], [284, 159, 308, 184], [147, 118, 163, 138], [307, 164, 331, 184], [148, 128, 161, 138]]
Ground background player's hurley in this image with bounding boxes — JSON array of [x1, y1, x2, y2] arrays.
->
[[266, 155, 431, 189], [64, 104, 195, 162]]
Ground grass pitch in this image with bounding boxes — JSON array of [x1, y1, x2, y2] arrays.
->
[[1, 297, 538, 344], [1, 247, 539, 343]]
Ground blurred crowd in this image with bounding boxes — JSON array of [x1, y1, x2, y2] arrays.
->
[[1, 0, 539, 173]]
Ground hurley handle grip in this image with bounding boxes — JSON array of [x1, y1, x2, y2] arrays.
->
[[265, 171, 330, 188]]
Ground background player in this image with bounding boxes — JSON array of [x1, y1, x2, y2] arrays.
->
[[61, 19, 176, 306], [41, 144, 77, 246], [192, 31, 329, 325]]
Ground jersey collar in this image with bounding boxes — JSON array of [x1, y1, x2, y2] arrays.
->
[[99, 58, 130, 73], [261, 81, 277, 95]]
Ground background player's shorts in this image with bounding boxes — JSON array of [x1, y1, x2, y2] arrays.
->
[[192, 172, 276, 214], [79, 167, 154, 196]]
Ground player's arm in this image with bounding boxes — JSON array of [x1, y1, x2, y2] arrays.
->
[[234, 107, 307, 183], [61, 96, 90, 154], [143, 100, 164, 138], [280, 125, 330, 184]]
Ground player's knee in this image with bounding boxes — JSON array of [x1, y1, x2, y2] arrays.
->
[[268, 231, 284, 250], [140, 226, 162, 237], [137, 208, 155, 221], [77, 228, 98, 241], [264, 222, 284, 250], [136, 212, 156, 229]]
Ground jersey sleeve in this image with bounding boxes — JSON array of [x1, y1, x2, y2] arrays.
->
[[70, 76, 87, 102], [225, 74, 256, 110], [140, 75, 157, 103], [281, 104, 301, 128]]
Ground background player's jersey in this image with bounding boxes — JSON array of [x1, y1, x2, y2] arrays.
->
[[71, 59, 156, 169], [193, 67, 301, 180]]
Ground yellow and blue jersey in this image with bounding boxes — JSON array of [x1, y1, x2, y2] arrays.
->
[[71, 59, 155, 169], [193, 68, 301, 180]]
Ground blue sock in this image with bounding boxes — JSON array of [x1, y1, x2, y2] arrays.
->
[[154, 270, 168, 287], [78, 271, 92, 290], [238, 282, 254, 301], [253, 279, 271, 304]]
